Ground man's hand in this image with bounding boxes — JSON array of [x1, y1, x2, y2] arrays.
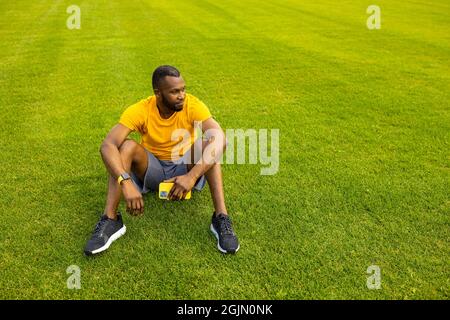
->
[[165, 174, 197, 200], [121, 180, 144, 215]]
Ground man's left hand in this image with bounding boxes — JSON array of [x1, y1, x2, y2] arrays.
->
[[165, 174, 197, 200]]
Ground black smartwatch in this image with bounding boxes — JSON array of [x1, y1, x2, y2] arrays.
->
[[117, 172, 131, 185]]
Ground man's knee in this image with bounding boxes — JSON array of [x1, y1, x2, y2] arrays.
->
[[119, 139, 139, 157], [119, 139, 147, 170]]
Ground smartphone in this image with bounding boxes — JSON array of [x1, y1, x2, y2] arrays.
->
[[158, 182, 191, 200]]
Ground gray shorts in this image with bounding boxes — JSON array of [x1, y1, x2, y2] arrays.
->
[[130, 148, 206, 194]]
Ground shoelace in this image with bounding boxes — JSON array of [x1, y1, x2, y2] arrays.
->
[[218, 216, 233, 235], [93, 218, 108, 237]]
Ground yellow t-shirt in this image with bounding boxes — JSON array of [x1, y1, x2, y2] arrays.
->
[[119, 93, 212, 161]]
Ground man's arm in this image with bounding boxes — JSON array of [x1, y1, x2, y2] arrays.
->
[[100, 123, 144, 214], [188, 117, 226, 180], [167, 117, 226, 200], [100, 124, 133, 177]]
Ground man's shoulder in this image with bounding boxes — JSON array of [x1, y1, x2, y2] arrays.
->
[[185, 93, 209, 110], [186, 93, 200, 103], [129, 95, 154, 109]]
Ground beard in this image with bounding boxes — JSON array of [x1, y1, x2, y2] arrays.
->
[[162, 93, 184, 112]]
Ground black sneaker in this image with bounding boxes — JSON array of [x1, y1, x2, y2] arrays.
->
[[210, 212, 240, 254], [84, 213, 126, 256]]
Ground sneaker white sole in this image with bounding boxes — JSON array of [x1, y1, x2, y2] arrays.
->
[[89, 225, 127, 255], [210, 224, 240, 254]]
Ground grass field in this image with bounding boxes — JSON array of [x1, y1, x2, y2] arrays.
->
[[0, 0, 449, 299]]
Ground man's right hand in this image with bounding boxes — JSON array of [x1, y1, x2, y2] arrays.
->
[[121, 180, 144, 216]]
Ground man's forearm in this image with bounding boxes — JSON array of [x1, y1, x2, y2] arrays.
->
[[188, 161, 214, 181], [100, 142, 127, 179]]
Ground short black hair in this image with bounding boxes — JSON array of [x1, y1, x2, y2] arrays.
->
[[152, 65, 181, 90]]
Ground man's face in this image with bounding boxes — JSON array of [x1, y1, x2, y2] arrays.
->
[[156, 76, 186, 112]]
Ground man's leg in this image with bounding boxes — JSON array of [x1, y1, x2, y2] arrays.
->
[[85, 140, 149, 256], [187, 140, 239, 253], [104, 139, 148, 219], [204, 162, 227, 215], [188, 140, 227, 215]]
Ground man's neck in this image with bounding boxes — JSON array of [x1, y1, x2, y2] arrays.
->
[[156, 101, 175, 119]]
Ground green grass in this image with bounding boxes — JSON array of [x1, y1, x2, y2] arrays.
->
[[0, 0, 449, 299]]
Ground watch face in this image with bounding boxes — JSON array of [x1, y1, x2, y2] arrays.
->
[[122, 173, 131, 180]]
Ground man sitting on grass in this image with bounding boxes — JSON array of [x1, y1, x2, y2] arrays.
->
[[84, 65, 239, 255]]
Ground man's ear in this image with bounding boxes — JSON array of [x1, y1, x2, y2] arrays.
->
[[154, 88, 160, 98]]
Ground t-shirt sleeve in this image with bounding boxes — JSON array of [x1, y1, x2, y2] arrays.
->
[[189, 95, 212, 123], [119, 100, 147, 134]]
